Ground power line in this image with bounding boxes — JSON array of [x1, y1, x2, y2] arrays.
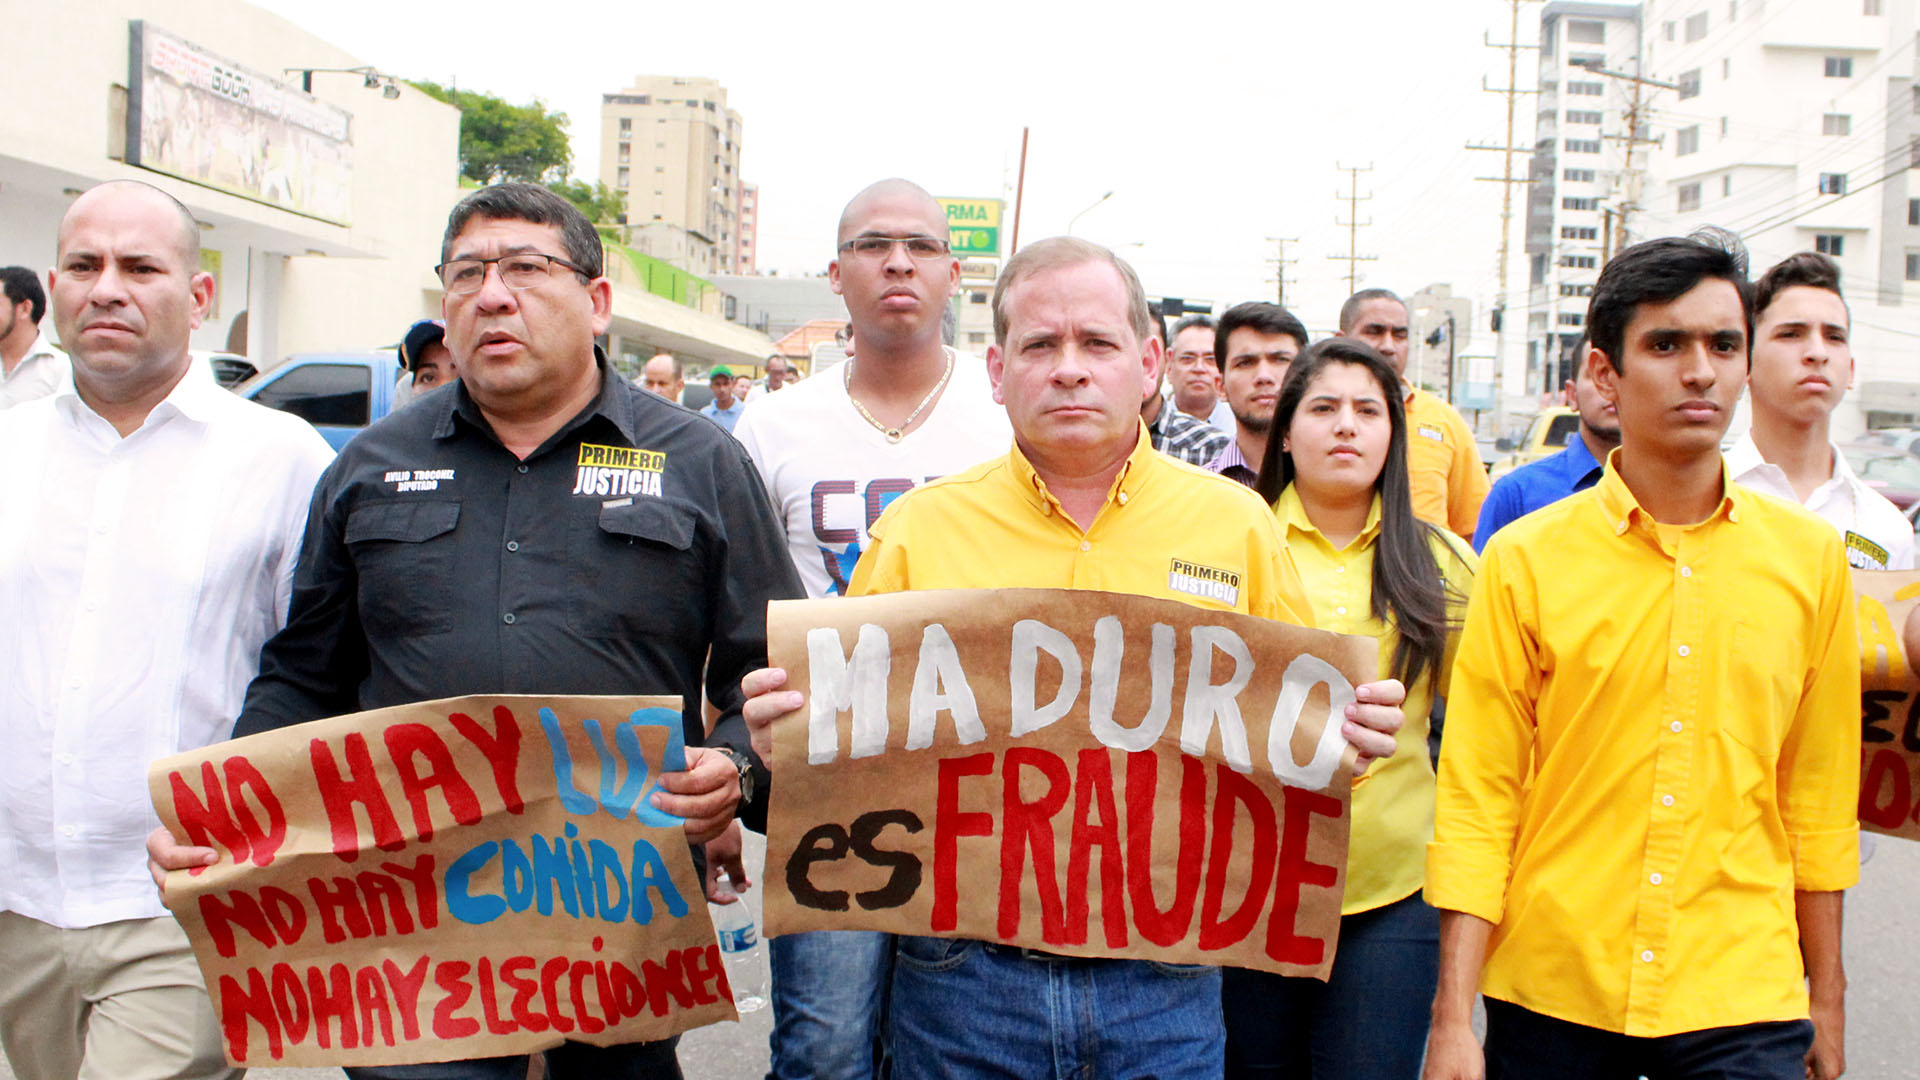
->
[[1465, 0, 1541, 420], [1264, 236, 1300, 307], [1328, 164, 1378, 296]]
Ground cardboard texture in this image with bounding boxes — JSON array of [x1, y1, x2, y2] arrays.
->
[[148, 695, 736, 1067], [763, 588, 1377, 979], [1855, 570, 1920, 842]]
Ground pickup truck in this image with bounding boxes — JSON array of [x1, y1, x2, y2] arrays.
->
[[237, 351, 403, 450], [1486, 406, 1580, 482]]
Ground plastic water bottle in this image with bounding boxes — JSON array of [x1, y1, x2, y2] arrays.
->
[[710, 880, 767, 1012]]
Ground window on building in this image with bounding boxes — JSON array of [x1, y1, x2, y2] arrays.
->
[[1685, 12, 1709, 41], [1819, 173, 1847, 194], [1564, 168, 1597, 182], [618, 118, 631, 134], [1867, 0, 1883, 13], [1816, 234, 1845, 256], [1679, 182, 1702, 212], [1565, 138, 1601, 153], [616, 166, 629, 188], [1720, 116, 1730, 137], [1663, 20, 1675, 40], [1910, 198, 1920, 225], [1561, 254, 1598, 268], [1825, 56, 1853, 77], [1907, 252, 1920, 280], [1729, 0, 1737, 17], [1560, 283, 1594, 297], [1678, 68, 1701, 99], [1563, 226, 1599, 240], [1564, 196, 1599, 210], [617, 142, 629, 163], [1570, 53, 1605, 69], [1569, 80, 1604, 96], [1568, 19, 1605, 43], [1566, 110, 1603, 124], [252, 364, 370, 426], [1676, 126, 1700, 155], [970, 291, 989, 304], [1723, 57, 1731, 78], [1724, 174, 1733, 196], [1559, 312, 1586, 326], [1823, 114, 1851, 136], [968, 332, 988, 345]]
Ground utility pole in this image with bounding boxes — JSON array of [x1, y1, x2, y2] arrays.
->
[[1465, 0, 1540, 432], [1582, 60, 1677, 257], [1264, 236, 1299, 307], [1328, 165, 1377, 297]]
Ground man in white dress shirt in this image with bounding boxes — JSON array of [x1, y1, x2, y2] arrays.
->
[[0, 181, 333, 1079], [0, 265, 70, 409], [1727, 251, 1914, 572]]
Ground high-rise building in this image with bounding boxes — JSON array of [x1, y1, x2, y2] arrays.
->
[[1525, 2, 1643, 395], [737, 182, 759, 275], [599, 76, 749, 273], [1641, 0, 1919, 432]]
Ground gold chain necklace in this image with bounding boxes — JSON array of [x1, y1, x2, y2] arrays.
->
[[844, 350, 954, 443]]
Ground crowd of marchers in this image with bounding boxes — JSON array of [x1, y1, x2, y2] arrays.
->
[[0, 173, 1880, 1080]]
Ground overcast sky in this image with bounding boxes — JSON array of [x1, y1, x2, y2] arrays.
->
[[256, 0, 1546, 352]]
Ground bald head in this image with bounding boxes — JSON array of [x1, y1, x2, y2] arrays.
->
[[836, 178, 944, 248], [59, 180, 200, 265]]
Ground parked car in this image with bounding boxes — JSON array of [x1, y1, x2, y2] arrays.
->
[[1838, 443, 1920, 510], [1860, 427, 1920, 459], [236, 350, 403, 450], [193, 350, 257, 389], [1486, 407, 1580, 482]]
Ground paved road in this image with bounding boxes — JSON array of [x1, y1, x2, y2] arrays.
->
[[4, 832, 1915, 1079]]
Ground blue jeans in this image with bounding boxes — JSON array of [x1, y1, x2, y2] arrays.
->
[[1485, 999, 1814, 1080], [888, 936, 1223, 1079], [344, 1037, 681, 1080], [768, 929, 893, 1079], [1221, 891, 1441, 1080]]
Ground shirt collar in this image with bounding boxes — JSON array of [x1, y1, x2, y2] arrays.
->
[[53, 352, 223, 429], [1211, 437, 1250, 472], [437, 346, 636, 447], [1725, 430, 1853, 505], [1009, 420, 1159, 520], [1558, 427, 1606, 484], [1594, 446, 1742, 537], [1275, 484, 1382, 552]]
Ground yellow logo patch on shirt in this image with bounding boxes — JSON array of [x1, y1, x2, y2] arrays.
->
[[1846, 530, 1890, 570], [572, 443, 666, 498], [1168, 558, 1241, 606]]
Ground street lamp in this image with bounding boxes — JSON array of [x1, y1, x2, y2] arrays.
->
[[284, 65, 402, 98], [1067, 190, 1115, 235]]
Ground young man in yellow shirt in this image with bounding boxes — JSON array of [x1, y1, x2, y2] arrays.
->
[[1423, 236, 1858, 1080], [744, 237, 1411, 1079]]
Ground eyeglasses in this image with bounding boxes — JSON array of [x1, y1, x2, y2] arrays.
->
[[837, 234, 951, 260], [435, 252, 592, 294]]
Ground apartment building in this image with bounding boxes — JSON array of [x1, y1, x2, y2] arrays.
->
[[599, 75, 750, 274]]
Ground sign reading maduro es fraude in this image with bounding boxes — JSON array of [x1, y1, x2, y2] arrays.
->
[[148, 696, 735, 1068], [763, 588, 1376, 979]]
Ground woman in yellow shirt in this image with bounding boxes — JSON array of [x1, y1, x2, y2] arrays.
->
[[1224, 337, 1477, 1080]]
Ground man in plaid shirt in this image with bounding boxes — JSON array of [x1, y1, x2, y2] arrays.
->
[[1141, 306, 1231, 465]]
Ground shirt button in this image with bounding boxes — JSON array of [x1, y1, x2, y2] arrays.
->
[[1676, 644, 1690, 658], [1641, 950, 1655, 963], [517, 464, 529, 474], [502, 613, 517, 625], [1662, 794, 1675, 807], [58, 753, 74, 766], [1670, 720, 1683, 733], [1117, 492, 1129, 505], [1680, 566, 1692, 578], [1649, 872, 1663, 885], [1078, 541, 1091, 553], [61, 825, 77, 837], [1336, 606, 1348, 616], [506, 541, 520, 552]]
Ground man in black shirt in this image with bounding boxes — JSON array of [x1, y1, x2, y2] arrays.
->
[[149, 182, 799, 1079]]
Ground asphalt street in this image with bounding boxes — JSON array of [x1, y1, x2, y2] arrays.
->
[[3, 830, 1914, 1079]]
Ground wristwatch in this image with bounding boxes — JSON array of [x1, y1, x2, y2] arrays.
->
[[714, 747, 757, 804]]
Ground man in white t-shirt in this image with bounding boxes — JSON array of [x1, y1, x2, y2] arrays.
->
[[1728, 251, 1914, 572], [730, 178, 1010, 1078]]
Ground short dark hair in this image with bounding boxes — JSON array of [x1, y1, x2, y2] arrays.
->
[[1338, 288, 1406, 333], [1145, 302, 1169, 346], [0, 267, 45, 324], [440, 182, 603, 278], [1753, 251, 1843, 321], [1587, 235, 1751, 371], [1213, 302, 1308, 372]]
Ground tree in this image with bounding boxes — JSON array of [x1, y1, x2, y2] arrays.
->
[[548, 178, 627, 225], [411, 81, 571, 185]]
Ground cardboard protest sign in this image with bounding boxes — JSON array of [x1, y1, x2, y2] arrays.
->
[[1855, 570, 1920, 841], [148, 695, 735, 1068], [763, 588, 1377, 979]]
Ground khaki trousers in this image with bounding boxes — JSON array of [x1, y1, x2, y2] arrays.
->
[[0, 911, 239, 1080]]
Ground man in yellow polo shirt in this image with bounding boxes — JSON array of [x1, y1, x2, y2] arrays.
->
[[1422, 236, 1858, 1080], [1338, 289, 1487, 542], [744, 236, 1409, 1080]]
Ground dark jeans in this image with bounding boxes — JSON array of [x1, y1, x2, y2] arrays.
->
[[1221, 891, 1441, 1080], [344, 1037, 682, 1080], [1485, 999, 1814, 1080]]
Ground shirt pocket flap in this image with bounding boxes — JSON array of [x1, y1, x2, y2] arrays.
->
[[345, 499, 462, 544], [598, 499, 694, 551]]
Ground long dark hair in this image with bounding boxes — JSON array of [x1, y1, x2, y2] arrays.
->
[[1253, 338, 1456, 689]]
